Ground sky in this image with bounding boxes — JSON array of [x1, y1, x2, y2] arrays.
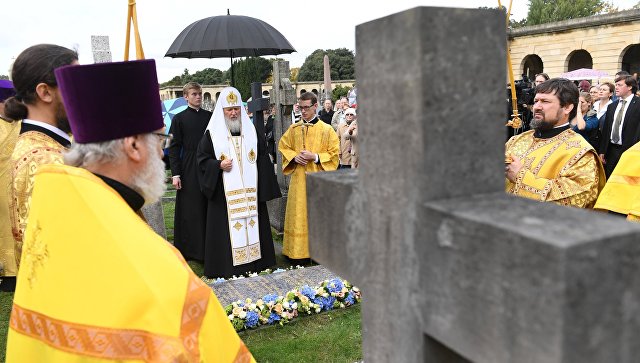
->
[[1, 0, 638, 83]]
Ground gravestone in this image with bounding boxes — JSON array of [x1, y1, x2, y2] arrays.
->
[[209, 265, 338, 306], [141, 201, 166, 239], [90, 35, 112, 63], [267, 60, 297, 232], [307, 6, 640, 363]]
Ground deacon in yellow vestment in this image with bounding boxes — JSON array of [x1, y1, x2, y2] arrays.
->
[[7, 165, 254, 363], [594, 141, 640, 221], [9, 124, 70, 270], [505, 127, 605, 208], [0, 120, 20, 279], [279, 119, 339, 259]]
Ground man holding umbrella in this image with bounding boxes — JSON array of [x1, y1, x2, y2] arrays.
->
[[168, 82, 211, 262]]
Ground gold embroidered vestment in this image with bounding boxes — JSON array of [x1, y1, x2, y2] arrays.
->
[[505, 129, 605, 208], [9, 130, 67, 268], [0, 121, 20, 277]]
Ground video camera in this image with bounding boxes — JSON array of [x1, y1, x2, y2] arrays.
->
[[513, 74, 535, 106]]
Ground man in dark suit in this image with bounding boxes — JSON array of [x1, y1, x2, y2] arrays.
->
[[599, 75, 640, 177]]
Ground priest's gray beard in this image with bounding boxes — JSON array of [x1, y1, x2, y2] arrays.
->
[[225, 116, 242, 134], [131, 136, 167, 205]]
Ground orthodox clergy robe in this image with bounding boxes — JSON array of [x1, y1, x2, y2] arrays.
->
[[7, 164, 254, 363], [197, 129, 278, 278], [0, 120, 20, 285], [168, 107, 211, 260], [9, 121, 70, 272], [279, 119, 339, 259], [505, 125, 605, 208], [595, 140, 640, 219]]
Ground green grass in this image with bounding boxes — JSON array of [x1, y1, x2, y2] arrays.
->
[[241, 305, 362, 363], [0, 292, 14, 362]]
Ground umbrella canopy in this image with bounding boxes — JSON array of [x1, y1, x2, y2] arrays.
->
[[161, 97, 188, 134], [560, 68, 610, 80], [165, 13, 295, 86]]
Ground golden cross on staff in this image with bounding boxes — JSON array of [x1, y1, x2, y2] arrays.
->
[[498, 0, 523, 130], [124, 0, 145, 61]]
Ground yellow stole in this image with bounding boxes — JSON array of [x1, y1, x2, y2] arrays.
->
[[7, 165, 254, 363], [595, 141, 640, 219]]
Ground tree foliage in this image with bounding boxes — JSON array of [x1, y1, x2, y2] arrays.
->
[[298, 49, 355, 82], [0, 75, 8, 80], [525, 0, 616, 26], [232, 57, 273, 100], [332, 85, 351, 102], [160, 67, 226, 87]]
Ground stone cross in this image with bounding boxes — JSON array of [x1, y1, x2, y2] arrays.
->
[[90, 35, 112, 63], [267, 60, 297, 232], [307, 7, 640, 363]]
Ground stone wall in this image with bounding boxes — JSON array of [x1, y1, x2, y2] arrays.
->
[[509, 9, 640, 81]]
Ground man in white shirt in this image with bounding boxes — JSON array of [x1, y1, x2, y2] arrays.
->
[[599, 75, 640, 177]]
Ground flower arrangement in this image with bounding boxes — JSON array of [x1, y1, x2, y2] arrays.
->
[[225, 278, 361, 332], [200, 265, 306, 285]]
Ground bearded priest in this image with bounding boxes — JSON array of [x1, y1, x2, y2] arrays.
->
[[196, 87, 279, 279], [6, 60, 254, 363]]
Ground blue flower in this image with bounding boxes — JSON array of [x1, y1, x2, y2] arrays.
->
[[313, 296, 336, 311], [245, 311, 259, 328], [323, 296, 336, 311], [213, 278, 226, 285], [326, 278, 344, 294], [262, 293, 278, 304], [345, 292, 355, 306], [301, 285, 316, 299], [267, 312, 281, 325]]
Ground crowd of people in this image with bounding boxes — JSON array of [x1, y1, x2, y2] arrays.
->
[[13, 40, 640, 362], [505, 73, 640, 220]]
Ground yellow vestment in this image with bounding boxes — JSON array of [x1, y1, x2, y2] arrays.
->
[[278, 120, 339, 258], [7, 164, 254, 362], [10, 130, 67, 270], [0, 120, 20, 277], [505, 129, 605, 208], [594, 141, 640, 221]]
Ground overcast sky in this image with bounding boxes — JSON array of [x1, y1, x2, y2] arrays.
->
[[1, 0, 637, 83]]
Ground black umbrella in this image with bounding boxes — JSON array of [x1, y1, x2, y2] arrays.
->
[[165, 11, 296, 86]]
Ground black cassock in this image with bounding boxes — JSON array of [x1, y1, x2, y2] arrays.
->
[[196, 128, 281, 278], [168, 107, 211, 261]]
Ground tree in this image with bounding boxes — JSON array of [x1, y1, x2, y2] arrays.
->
[[0, 75, 8, 80], [332, 85, 351, 102], [298, 49, 355, 82], [525, 0, 616, 26], [232, 57, 273, 100], [191, 68, 224, 85]]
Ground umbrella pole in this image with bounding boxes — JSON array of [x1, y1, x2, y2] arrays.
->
[[230, 50, 235, 87]]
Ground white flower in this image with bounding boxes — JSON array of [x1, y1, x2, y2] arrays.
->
[[283, 301, 290, 309], [340, 303, 345, 308], [239, 311, 247, 319], [291, 302, 298, 310], [228, 314, 234, 320]]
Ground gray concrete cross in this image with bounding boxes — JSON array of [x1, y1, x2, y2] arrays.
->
[[307, 7, 640, 363]]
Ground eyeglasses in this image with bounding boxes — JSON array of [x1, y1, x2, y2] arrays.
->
[[298, 104, 316, 111], [345, 113, 355, 116], [152, 132, 173, 149]]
